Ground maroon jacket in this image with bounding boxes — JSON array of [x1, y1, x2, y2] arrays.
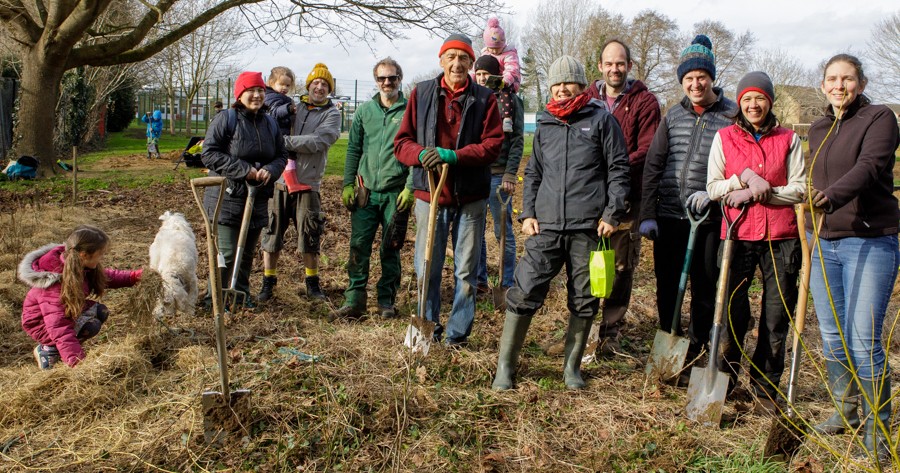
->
[[586, 79, 661, 202], [19, 244, 137, 367], [807, 96, 900, 238]]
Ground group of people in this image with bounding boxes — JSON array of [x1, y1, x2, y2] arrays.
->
[[17, 16, 898, 465]]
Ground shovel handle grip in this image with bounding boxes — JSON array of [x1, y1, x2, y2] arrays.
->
[[191, 176, 227, 188]]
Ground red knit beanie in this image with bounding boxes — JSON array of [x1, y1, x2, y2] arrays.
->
[[234, 71, 266, 99], [438, 34, 475, 61]]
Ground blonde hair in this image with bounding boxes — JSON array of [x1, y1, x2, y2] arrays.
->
[[60, 226, 109, 320], [267, 66, 296, 91]]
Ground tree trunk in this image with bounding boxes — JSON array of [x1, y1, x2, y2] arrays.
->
[[14, 48, 67, 177]]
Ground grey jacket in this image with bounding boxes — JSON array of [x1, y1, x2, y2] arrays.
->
[[522, 100, 630, 231], [282, 97, 341, 191], [202, 108, 288, 228], [640, 88, 736, 222]]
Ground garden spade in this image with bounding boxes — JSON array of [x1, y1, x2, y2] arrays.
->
[[222, 180, 262, 312], [492, 186, 513, 311], [191, 176, 251, 444], [646, 206, 709, 383], [764, 205, 818, 459], [685, 203, 746, 427], [404, 164, 449, 357]]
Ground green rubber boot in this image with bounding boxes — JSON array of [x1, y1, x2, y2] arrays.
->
[[492, 311, 533, 391], [563, 315, 593, 390], [814, 360, 861, 434], [859, 375, 893, 466]]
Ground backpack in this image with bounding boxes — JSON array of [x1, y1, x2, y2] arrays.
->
[[2, 155, 38, 180]]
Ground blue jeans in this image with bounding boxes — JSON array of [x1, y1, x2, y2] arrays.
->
[[809, 233, 898, 380], [477, 174, 517, 288], [414, 198, 486, 343]]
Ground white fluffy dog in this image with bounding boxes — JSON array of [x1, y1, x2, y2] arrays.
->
[[149, 211, 199, 318]]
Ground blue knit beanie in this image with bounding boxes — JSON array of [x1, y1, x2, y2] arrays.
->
[[677, 35, 716, 83]]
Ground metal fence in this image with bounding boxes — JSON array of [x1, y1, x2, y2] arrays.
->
[[135, 77, 381, 135]]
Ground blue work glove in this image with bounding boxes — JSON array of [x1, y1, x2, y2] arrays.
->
[[685, 191, 711, 214], [639, 219, 658, 240], [435, 147, 458, 165]]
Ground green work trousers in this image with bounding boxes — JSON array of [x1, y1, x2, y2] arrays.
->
[[343, 189, 402, 309]]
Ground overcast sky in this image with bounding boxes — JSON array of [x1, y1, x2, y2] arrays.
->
[[242, 0, 897, 99]]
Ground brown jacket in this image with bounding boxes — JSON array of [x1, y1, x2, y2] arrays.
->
[[807, 96, 899, 238]]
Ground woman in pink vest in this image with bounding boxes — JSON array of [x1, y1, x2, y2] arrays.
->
[[706, 71, 806, 415]]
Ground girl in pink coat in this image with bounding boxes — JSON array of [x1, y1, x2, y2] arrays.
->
[[482, 17, 521, 133], [19, 225, 142, 369]]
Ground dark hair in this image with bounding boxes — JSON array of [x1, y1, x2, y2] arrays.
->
[[373, 57, 403, 80], [214, 100, 223, 108], [600, 39, 632, 64], [732, 106, 778, 136], [822, 53, 868, 85]]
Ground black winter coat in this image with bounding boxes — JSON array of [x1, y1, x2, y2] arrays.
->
[[640, 88, 736, 222], [522, 100, 630, 231], [202, 107, 287, 228]]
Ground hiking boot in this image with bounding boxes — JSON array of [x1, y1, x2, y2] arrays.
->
[[34, 344, 60, 370], [258, 275, 277, 302], [305, 276, 326, 300], [379, 305, 398, 319], [332, 305, 365, 319], [597, 337, 622, 358]]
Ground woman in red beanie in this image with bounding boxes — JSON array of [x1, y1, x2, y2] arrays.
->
[[199, 71, 287, 309]]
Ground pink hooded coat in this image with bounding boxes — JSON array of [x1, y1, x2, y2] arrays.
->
[[19, 244, 137, 366], [481, 18, 521, 92]]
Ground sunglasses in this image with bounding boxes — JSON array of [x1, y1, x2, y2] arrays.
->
[[376, 75, 400, 83]]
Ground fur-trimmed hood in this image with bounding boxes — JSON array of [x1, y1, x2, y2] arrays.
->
[[18, 243, 65, 289]]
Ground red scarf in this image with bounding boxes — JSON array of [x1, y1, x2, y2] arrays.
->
[[546, 93, 591, 121]]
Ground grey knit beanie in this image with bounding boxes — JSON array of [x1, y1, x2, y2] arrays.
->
[[547, 55, 587, 87], [677, 35, 716, 83], [737, 71, 776, 103]]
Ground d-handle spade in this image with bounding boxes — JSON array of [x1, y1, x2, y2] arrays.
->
[[685, 202, 747, 427], [404, 164, 449, 357], [492, 185, 514, 312], [190, 176, 251, 444], [646, 206, 710, 383]]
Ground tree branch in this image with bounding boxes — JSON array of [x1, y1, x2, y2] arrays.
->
[[0, 1, 43, 44]]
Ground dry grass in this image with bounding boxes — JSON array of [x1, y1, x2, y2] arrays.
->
[[0, 167, 897, 472]]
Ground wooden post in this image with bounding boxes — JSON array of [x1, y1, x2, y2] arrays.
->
[[72, 146, 78, 205]]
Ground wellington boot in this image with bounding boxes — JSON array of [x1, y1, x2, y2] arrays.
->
[[492, 311, 533, 391], [563, 315, 593, 390], [859, 375, 893, 466], [814, 360, 861, 435]]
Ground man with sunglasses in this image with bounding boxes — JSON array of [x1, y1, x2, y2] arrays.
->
[[334, 58, 413, 319]]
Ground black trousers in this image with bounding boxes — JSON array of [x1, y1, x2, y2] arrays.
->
[[653, 217, 720, 353], [506, 230, 600, 319], [718, 239, 800, 397]]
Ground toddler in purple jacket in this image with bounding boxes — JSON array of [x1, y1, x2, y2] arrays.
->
[[19, 226, 142, 369]]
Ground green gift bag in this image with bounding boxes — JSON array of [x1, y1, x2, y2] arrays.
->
[[590, 237, 615, 298]]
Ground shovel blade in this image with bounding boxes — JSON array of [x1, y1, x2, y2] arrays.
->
[[685, 365, 729, 427], [403, 316, 435, 357], [645, 330, 690, 382], [202, 389, 252, 444], [492, 287, 507, 312]]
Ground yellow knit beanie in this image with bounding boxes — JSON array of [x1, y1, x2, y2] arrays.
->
[[306, 63, 334, 93]]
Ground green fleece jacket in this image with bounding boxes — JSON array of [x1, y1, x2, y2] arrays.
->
[[343, 93, 412, 193]]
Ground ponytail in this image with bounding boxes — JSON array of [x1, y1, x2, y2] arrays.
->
[[59, 226, 108, 319]]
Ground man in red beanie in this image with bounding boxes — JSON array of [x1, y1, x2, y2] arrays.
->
[[394, 33, 503, 347]]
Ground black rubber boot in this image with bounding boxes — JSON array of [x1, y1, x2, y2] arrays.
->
[[258, 275, 277, 302], [563, 315, 593, 390], [492, 311, 533, 391], [859, 375, 892, 466], [305, 275, 326, 300], [814, 360, 861, 434]]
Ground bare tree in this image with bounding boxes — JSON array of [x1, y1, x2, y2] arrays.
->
[[0, 0, 499, 176], [867, 11, 900, 102], [626, 9, 679, 95], [403, 68, 444, 97], [578, 8, 627, 83], [691, 20, 756, 93]]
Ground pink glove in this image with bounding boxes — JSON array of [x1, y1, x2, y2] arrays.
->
[[724, 189, 754, 208], [130, 269, 143, 284], [740, 168, 772, 202]]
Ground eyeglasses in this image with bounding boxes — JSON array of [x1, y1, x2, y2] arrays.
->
[[376, 75, 400, 83]]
